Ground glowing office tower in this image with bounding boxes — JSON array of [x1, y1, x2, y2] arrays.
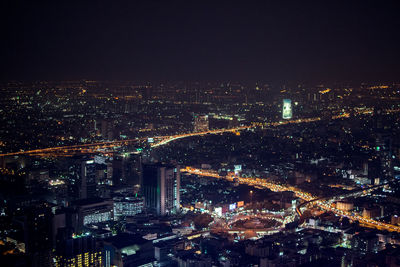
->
[[142, 163, 180, 216], [282, 99, 292, 119]]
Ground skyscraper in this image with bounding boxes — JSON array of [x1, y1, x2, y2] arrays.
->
[[282, 99, 293, 120], [80, 159, 97, 199], [141, 163, 180, 216], [101, 119, 114, 140]]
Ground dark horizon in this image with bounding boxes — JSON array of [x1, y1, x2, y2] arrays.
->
[[1, 0, 400, 83]]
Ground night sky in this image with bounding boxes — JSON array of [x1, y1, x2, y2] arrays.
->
[[1, 1, 400, 82]]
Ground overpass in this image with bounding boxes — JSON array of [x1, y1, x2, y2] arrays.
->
[[0, 126, 250, 158]]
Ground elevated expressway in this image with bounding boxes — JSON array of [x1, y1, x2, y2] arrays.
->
[[0, 127, 249, 158], [0, 116, 322, 158], [1, 107, 398, 158]]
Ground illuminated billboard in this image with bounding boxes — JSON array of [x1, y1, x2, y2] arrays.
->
[[237, 201, 244, 207], [229, 203, 237, 211], [282, 99, 292, 119]]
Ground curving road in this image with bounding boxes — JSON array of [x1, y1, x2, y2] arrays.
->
[[0, 115, 337, 157], [1, 107, 399, 158], [182, 167, 400, 232]]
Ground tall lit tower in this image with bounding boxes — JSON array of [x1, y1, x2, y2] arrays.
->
[[282, 99, 293, 119], [80, 159, 97, 199], [141, 163, 180, 216]]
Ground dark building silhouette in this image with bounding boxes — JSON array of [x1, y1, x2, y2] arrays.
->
[[141, 163, 180, 216]]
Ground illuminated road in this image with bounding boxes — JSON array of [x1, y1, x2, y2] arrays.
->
[[151, 116, 331, 148], [0, 116, 321, 157], [182, 167, 400, 232], [296, 183, 387, 217], [0, 138, 149, 157], [0, 126, 250, 157], [150, 126, 251, 148], [1, 107, 399, 158]]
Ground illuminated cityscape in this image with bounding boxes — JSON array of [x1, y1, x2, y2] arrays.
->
[[1, 1, 400, 267]]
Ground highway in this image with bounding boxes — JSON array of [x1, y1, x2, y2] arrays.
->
[[1, 107, 399, 158], [2, 107, 396, 158], [296, 182, 388, 217], [0, 138, 147, 157], [150, 126, 251, 148], [0, 126, 251, 157], [182, 167, 400, 232], [0, 115, 322, 157]]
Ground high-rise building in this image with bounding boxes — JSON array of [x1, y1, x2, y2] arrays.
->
[[375, 132, 393, 179], [193, 115, 209, 132], [282, 99, 292, 120], [14, 205, 54, 267], [101, 119, 114, 140], [80, 159, 97, 199], [141, 163, 180, 216]]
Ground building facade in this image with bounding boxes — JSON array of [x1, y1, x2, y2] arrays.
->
[[54, 235, 102, 267], [142, 163, 180, 216], [113, 196, 144, 219], [80, 159, 97, 199]]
